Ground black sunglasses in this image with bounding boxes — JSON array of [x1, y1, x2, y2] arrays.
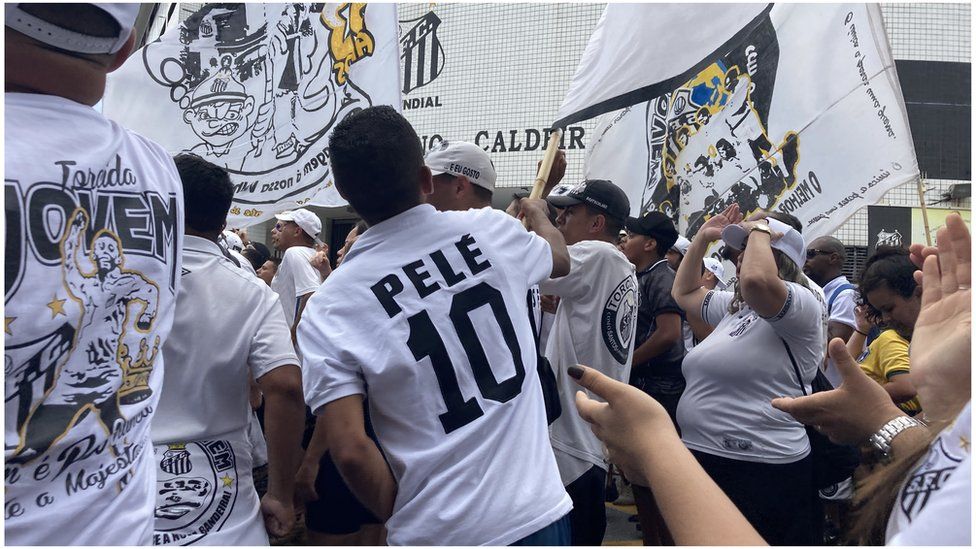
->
[[806, 249, 833, 259]]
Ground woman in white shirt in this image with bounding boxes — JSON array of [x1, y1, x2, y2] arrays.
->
[[671, 204, 827, 545], [568, 212, 970, 547]]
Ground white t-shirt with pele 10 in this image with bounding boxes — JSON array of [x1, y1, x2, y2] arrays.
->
[[4, 93, 184, 545], [299, 205, 572, 546], [678, 282, 827, 463]]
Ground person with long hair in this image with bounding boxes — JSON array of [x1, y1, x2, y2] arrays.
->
[[670, 203, 827, 544], [567, 213, 970, 546]]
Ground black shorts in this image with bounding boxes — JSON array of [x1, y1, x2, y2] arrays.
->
[[304, 451, 381, 535]]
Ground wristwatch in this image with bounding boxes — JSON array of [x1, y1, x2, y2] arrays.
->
[[749, 222, 772, 236], [869, 415, 926, 464]]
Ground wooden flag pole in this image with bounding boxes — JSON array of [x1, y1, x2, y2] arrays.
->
[[916, 172, 932, 246], [529, 129, 564, 199]]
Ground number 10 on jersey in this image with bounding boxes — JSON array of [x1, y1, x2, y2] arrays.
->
[[405, 282, 526, 434]]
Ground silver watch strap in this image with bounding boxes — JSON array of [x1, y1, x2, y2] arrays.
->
[[869, 415, 925, 463]]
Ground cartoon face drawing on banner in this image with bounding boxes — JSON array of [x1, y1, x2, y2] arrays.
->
[[8, 208, 161, 464], [640, 16, 804, 238], [153, 440, 239, 545], [140, 3, 376, 208]]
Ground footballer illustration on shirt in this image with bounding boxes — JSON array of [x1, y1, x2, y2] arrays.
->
[[9, 209, 161, 464]]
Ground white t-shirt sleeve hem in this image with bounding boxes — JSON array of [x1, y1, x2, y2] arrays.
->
[[252, 356, 300, 380], [306, 382, 366, 415]]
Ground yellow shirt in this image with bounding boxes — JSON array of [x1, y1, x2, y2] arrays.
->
[[858, 329, 922, 414]]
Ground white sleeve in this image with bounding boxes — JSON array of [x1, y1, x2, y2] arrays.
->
[[888, 454, 972, 546], [296, 287, 367, 414], [829, 290, 857, 330], [762, 282, 825, 341], [249, 287, 300, 380], [539, 242, 590, 300], [472, 208, 553, 287], [284, 248, 323, 297], [700, 289, 735, 327]]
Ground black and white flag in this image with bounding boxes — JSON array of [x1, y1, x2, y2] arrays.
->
[[104, 3, 401, 227], [562, 4, 920, 241]]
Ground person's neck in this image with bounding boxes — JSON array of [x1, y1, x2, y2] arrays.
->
[[185, 228, 221, 243], [823, 271, 844, 286], [635, 253, 664, 273], [6, 42, 106, 105]]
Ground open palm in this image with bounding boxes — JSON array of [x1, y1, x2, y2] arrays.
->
[[910, 214, 971, 388], [698, 203, 742, 242]]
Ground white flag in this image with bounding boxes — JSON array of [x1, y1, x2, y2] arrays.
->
[[104, 3, 401, 227], [576, 4, 920, 241]]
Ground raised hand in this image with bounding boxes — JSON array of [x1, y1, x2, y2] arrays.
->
[[772, 339, 903, 445], [697, 203, 741, 243], [572, 365, 676, 486], [909, 214, 971, 407]]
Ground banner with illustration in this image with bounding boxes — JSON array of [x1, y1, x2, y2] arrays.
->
[[104, 3, 401, 227], [572, 4, 920, 242]]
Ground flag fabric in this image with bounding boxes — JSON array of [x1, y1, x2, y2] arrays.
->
[[104, 3, 401, 227], [574, 4, 920, 241]]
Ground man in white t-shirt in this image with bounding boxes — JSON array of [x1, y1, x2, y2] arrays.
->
[[270, 208, 323, 339], [298, 106, 574, 545], [544, 179, 638, 545], [4, 4, 184, 544], [152, 154, 304, 545], [804, 236, 857, 386]]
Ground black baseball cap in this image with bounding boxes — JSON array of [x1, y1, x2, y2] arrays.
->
[[625, 211, 679, 250], [547, 179, 630, 221]]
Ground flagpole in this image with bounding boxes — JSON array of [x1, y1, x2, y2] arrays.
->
[[529, 129, 564, 199], [916, 171, 932, 246]]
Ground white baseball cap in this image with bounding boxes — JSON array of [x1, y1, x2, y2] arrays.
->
[[221, 230, 244, 252], [721, 217, 806, 271], [702, 257, 728, 289], [275, 209, 322, 241], [670, 235, 691, 257], [5, 3, 140, 55], [425, 141, 497, 193]]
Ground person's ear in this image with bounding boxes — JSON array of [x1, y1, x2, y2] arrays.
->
[[591, 213, 607, 235], [107, 32, 137, 73], [419, 165, 433, 196], [456, 176, 469, 197], [643, 237, 657, 254]]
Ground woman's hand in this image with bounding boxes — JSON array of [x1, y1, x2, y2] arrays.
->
[[854, 305, 874, 334], [571, 365, 679, 486], [697, 203, 742, 243]]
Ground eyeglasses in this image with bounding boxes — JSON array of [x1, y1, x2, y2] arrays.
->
[[806, 249, 832, 259], [273, 222, 293, 231]]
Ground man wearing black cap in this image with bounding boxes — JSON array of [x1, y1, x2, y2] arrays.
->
[[543, 180, 638, 546], [618, 211, 686, 545]]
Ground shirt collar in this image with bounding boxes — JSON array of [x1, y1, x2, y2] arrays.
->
[[638, 258, 670, 276], [822, 275, 850, 293], [183, 234, 224, 256], [343, 204, 435, 264]]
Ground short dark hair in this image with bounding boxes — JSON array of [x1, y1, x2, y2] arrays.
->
[[766, 211, 803, 233], [328, 106, 425, 225], [858, 246, 917, 321], [241, 242, 271, 271], [174, 154, 233, 232]]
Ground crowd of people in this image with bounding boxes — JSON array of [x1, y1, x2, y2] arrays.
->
[[5, 4, 970, 547]]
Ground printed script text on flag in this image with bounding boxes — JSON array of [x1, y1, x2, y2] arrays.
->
[[104, 3, 402, 227]]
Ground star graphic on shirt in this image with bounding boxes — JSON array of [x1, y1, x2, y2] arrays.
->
[[221, 474, 234, 487], [960, 435, 970, 452], [4, 316, 14, 335], [47, 296, 68, 318]]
